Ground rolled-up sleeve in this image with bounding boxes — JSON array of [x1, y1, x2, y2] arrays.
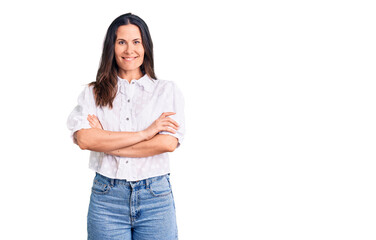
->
[[66, 85, 96, 144], [159, 82, 186, 148]]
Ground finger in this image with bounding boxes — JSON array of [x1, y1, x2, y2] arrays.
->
[[166, 123, 179, 130], [93, 117, 103, 126], [92, 118, 100, 124], [88, 118, 98, 127], [162, 121, 179, 130], [164, 117, 179, 127], [92, 117, 103, 129], [161, 118, 179, 129], [161, 112, 176, 118], [89, 121, 96, 128], [88, 115, 97, 122], [164, 127, 177, 134]]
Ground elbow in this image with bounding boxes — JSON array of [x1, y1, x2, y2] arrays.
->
[[166, 139, 179, 152], [75, 129, 91, 150], [77, 141, 88, 150], [158, 135, 179, 152]]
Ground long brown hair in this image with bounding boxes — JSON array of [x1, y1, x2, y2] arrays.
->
[[89, 13, 156, 108]]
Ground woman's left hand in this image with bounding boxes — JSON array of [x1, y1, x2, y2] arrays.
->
[[87, 114, 103, 130]]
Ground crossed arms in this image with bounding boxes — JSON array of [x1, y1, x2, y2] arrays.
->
[[74, 112, 179, 158]]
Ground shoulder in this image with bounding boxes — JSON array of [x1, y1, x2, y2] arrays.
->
[[76, 83, 96, 103], [154, 79, 182, 93], [154, 78, 174, 88], [81, 83, 96, 96], [86, 83, 95, 92], [153, 79, 184, 104]]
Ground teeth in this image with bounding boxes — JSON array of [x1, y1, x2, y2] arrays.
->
[[125, 57, 135, 60]]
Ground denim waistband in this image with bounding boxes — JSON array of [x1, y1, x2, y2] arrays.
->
[[95, 172, 170, 189]]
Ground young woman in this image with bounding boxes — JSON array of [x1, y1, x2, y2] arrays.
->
[[67, 13, 185, 240]]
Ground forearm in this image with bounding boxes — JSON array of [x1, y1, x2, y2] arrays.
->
[[105, 134, 178, 158], [75, 128, 147, 152]]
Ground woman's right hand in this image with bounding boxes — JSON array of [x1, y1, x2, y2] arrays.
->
[[142, 112, 179, 141]]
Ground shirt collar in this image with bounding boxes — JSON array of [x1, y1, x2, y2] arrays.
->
[[117, 74, 156, 93]]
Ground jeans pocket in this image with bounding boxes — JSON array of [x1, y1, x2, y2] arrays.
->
[[91, 175, 112, 195], [148, 175, 172, 197]]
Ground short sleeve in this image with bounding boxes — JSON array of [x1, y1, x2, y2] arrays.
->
[[66, 85, 97, 144], [159, 82, 186, 148]]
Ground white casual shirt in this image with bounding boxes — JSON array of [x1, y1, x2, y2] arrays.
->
[[67, 74, 185, 181]]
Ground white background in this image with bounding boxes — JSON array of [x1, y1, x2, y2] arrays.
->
[[0, 0, 375, 239]]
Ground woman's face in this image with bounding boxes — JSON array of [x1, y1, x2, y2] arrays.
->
[[114, 24, 145, 77]]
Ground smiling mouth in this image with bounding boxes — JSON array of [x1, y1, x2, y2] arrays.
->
[[122, 57, 137, 61]]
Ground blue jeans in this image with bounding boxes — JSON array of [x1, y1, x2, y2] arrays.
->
[[87, 172, 178, 240]]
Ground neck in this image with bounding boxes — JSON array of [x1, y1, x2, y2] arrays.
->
[[118, 69, 143, 83]]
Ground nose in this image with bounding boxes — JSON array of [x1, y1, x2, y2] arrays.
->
[[124, 43, 134, 54]]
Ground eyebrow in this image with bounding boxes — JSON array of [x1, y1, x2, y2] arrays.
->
[[117, 38, 141, 41]]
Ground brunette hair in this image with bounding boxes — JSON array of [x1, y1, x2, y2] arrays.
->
[[89, 13, 156, 108]]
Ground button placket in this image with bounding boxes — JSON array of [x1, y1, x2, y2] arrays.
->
[[123, 81, 133, 131]]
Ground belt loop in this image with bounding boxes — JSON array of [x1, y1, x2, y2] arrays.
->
[[145, 178, 149, 189], [110, 178, 115, 187]]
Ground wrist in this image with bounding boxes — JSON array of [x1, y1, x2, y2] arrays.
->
[[139, 130, 149, 141]]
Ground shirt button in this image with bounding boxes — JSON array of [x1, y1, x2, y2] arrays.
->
[[126, 161, 129, 164], [127, 99, 130, 102], [132, 82, 135, 84], [126, 117, 129, 121]]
